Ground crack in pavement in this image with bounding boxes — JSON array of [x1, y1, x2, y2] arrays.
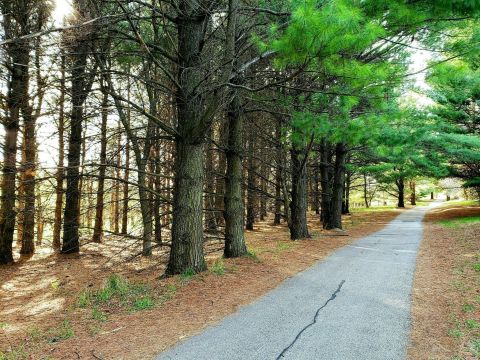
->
[[275, 280, 346, 359]]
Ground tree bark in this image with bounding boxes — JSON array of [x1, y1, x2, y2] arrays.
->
[[410, 181, 416, 206], [363, 174, 369, 208], [224, 90, 247, 258], [205, 127, 217, 232], [245, 134, 257, 231], [62, 23, 91, 253], [397, 177, 405, 208], [167, 140, 206, 273], [274, 118, 283, 225], [325, 142, 347, 230], [92, 84, 108, 243], [0, 46, 29, 264], [320, 140, 333, 228], [289, 143, 310, 240], [121, 139, 130, 235], [19, 81, 35, 255]]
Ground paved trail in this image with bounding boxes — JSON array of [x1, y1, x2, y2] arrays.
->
[[157, 203, 439, 360]]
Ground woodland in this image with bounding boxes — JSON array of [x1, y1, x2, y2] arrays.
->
[[0, 0, 479, 275]]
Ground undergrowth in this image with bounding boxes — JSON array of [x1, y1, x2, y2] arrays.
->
[[78, 274, 165, 316]]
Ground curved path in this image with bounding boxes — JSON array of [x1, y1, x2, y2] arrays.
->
[[157, 203, 439, 360]]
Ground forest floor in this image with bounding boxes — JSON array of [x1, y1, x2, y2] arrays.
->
[[0, 209, 402, 360], [409, 201, 480, 360]]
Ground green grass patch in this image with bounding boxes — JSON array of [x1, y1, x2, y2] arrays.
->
[[210, 258, 225, 276], [91, 307, 107, 321], [78, 274, 156, 313], [441, 200, 480, 207], [0, 345, 28, 360], [351, 205, 397, 213], [133, 296, 155, 311], [448, 327, 463, 339], [46, 320, 74, 343], [245, 248, 260, 262], [466, 319, 480, 329], [469, 338, 480, 357], [180, 268, 195, 282], [275, 241, 293, 253], [462, 303, 475, 313], [439, 216, 480, 229], [473, 263, 480, 272]]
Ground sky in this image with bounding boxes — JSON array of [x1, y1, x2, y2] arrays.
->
[[53, 0, 73, 24]]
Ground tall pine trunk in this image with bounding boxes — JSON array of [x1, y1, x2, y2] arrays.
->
[[324, 143, 346, 230], [320, 140, 333, 228], [92, 85, 108, 243], [0, 47, 29, 264], [19, 86, 35, 254], [204, 127, 217, 232], [245, 132, 257, 230], [167, 141, 206, 273], [289, 143, 309, 240], [397, 177, 405, 208], [62, 33, 90, 253], [410, 181, 416, 205], [224, 90, 247, 258], [53, 53, 66, 250]]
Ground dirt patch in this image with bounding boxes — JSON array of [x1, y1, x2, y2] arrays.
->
[[409, 204, 480, 360], [1, 210, 401, 360]]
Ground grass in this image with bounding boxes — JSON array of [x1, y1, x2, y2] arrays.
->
[[78, 274, 157, 313], [47, 320, 74, 343], [462, 303, 475, 313], [275, 241, 293, 253], [133, 296, 155, 310], [0, 345, 28, 360], [439, 215, 480, 228], [466, 319, 480, 329], [351, 205, 397, 213], [441, 200, 480, 207], [469, 339, 480, 357], [245, 248, 260, 262], [91, 307, 107, 321], [180, 268, 195, 282], [210, 258, 225, 276]]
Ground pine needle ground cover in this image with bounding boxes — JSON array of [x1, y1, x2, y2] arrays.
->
[[409, 204, 480, 359]]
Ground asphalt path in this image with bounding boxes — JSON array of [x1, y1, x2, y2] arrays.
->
[[157, 203, 439, 360]]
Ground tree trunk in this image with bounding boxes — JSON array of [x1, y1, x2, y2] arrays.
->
[[121, 139, 129, 234], [0, 47, 29, 264], [342, 171, 351, 214], [324, 143, 346, 230], [363, 174, 369, 208], [320, 140, 333, 228], [153, 136, 162, 244], [167, 141, 206, 274], [205, 127, 217, 232], [224, 91, 247, 258], [274, 118, 283, 225], [53, 54, 66, 250], [19, 85, 36, 255], [62, 36, 90, 254], [214, 120, 227, 226], [245, 133, 257, 230], [410, 181, 416, 206], [397, 177, 405, 208], [289, 143, 310, 240], [92, 85, 108, 243]]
